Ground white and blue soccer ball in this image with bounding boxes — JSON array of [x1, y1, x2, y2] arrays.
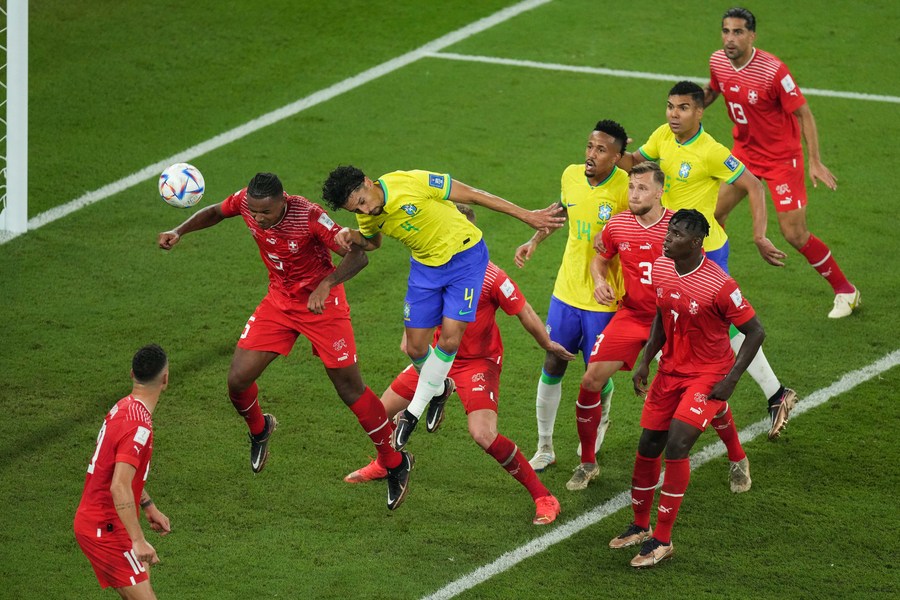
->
[[158, 163, 205, 208]]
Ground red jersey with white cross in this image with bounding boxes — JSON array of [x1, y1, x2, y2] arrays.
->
[[434, 262, 527, 362], [708, 48, 807, 167], [221, 190, 344, 303], [651, 256, 755, 377], [600, 209, 673, 316], [74, 395, 154, 533]]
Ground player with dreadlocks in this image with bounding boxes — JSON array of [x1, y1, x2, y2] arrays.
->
[[608, 208, 767, 568]]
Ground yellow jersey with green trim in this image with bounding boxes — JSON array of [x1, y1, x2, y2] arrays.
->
[[356, 170, 483, 267], [638, 124, 745, 252], [552, 164, 628, 312]]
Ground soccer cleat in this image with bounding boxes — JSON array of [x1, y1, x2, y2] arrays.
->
[[249, 414, 278, 474], [529, 445, 556, 472], [391, 409, 418, 451], [425, 378, 456, 433], [566, 462, 600, 491], [533, 494, 561, 525], [729, 456, 752, 493], [386, 451, 415, 510], [827, 287, 860, 319], [630, 537, 674, 568], [344, 459, 388, 484], [768, 387, 798, 440], [576, 419, 611, 457], [609, 523, 653, 549]]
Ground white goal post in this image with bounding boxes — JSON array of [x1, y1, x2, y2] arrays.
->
[[1, 0, 28, 237]]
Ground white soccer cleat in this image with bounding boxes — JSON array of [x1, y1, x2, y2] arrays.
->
[[529, 445, 556, 472], [828, 287, 860, 319], [729, 457, 752, 493]]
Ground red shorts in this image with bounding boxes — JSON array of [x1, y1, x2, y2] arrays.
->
[[735, 148, 807, 213], [588, 308, 653, 370], [640, 371, 726, 431], [238, 288, 358, 369], [390, 357, 502, 414], [75, 528, 148, 589]]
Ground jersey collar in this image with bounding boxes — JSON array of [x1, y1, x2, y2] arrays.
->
[[676, 125, 704, 147], [586, 165, 619, 188]]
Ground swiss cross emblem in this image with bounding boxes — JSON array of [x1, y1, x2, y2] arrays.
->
[[288, 240, 299, 253], [620, 241, 631, 251], [689, 299, 699, 315], [748, 90, 758, 104], [332, 338, 347, 351]]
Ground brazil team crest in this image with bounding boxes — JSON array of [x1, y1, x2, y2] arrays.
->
[[400, 204, 419, 217], [598, 203, 612, 222], [678, 161, 692, 179]]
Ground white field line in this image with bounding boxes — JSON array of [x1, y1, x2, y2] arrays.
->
[[421, 348, 900, 600], [429, 52, 900, 104], [0, 0, 551, 246]]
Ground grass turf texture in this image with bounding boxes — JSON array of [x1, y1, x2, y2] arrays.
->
[[2, 0, 898, 598]]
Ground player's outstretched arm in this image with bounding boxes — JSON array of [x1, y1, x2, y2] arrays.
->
[[513, 201, 567, 268], [139, 490, 171, 536], [794, 103, 837, 190], [731, 171, 787, 267], [158, 203, 227, 250], [308, 246, 369, 314], [449, 180, 565, 233], [334, 227, 381, 252], [515, 301, 576, 362], [590, 253, 616, 306], [615, 150, 646, 173], [709, 315, 765, 401], [111, 462, 160, 566], [633, 309, 666, 396]]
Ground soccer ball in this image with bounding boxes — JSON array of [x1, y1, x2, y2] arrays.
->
[[158, 163, 205, 208]]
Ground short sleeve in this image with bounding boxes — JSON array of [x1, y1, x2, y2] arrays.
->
[[715, 278, 756, 327], [113, 424, 152, 469], [308, 203, 343, 253], [774, 62, 807, 114], [639, 125, 667, 161], [707, 143, 746, 184], [220, 190, 245, 217], [492, 268, 527, 316], [599, 222, 616, 260]]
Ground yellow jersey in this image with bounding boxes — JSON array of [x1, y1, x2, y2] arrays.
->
[[638, 124, 745, 252], [357, 170, 483, 267], [552, 164, 628, 311]]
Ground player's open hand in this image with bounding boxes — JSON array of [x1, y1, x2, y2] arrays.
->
[[632, 363, 651, 397], [755, 237, 787, 267], [545, 341, 576, 362], [157, 231, 180, 250], [525, 204, 566, 233], [133, 539, 160, 566], [307, 283, 331, 314], [809, 159, 837, 191], [514, 240, 536, 268]]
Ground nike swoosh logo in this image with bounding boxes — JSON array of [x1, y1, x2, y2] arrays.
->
[[566, 203, 577, 207], [458, 309, 473, 316]]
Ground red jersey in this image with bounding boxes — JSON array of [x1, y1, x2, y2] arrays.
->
[[708, 48, 807, 166], [74, 395, 154, 534], [651, 256, 755, 377], [600, 209, 673, 315], [221, 190, 344, 303], [434, 262, 527, 362]]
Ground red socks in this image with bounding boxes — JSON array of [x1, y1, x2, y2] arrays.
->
[[349, 387, 402, 470], [711, 404, 746, 463], [799, 234, 854, 294], [486, 434, 549, 501], [576, 385, 603, 464], [631, 453, 661, 530], [654, 458, 691, 544], [229, 382, 265, 436]]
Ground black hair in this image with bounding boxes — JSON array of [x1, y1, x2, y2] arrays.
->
[[322, 165, 366, 211], [454, 203, 476, 224], [247, 172, 284, 200], [723, 7, 756, 31], [132, 344, 168, 384], [668, 80, 705, 108], [670, 209, 710, 239], [631, 161, 665, 187], [593, 119, 628, 155]]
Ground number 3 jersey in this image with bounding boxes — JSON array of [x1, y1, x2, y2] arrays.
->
[[651, 256, 756, 377], [221, 190, 345, 305], [74, 395, 154, 533]]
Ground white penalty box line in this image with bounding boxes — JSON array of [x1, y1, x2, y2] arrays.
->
[[421, 348, 900, 600]]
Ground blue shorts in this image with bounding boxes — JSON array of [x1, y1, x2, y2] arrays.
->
[[546, 295, 616, 365], [706, 240, 730, 274], [404, 239, 489, 328]]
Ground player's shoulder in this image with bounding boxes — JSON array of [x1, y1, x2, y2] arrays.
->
[[561, 163, 584, 182], [114, 395, 153, 427], [485, 261, 509, 286], [753, 47, 786, 68]]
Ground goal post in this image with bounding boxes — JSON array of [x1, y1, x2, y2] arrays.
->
[[1, 0, 28, 237]]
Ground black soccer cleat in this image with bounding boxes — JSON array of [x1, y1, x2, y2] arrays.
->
[[392, 409, 418, 451], [425, 378, 456, 434], [249, 413, 278, 474], [386, 451, 415, 510]]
